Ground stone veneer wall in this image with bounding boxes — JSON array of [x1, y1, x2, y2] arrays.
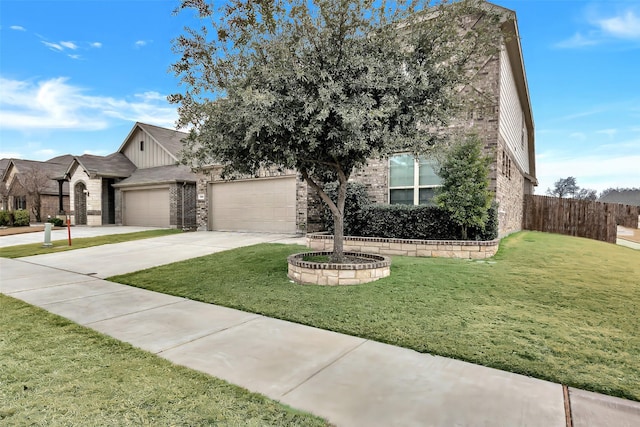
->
[[287, 251, 391, 285], [308, 234, 499, 259]]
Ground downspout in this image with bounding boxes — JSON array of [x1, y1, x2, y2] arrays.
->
[[182, 182, 186, 230]]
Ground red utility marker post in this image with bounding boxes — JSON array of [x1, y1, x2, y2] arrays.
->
[[67, 215, 72, 246]]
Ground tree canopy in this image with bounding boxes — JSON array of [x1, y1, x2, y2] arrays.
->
[[171, 0, 505, 261], [546, 177, 597, 200]]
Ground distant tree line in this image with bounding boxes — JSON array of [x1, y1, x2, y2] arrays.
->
[[546, 177, 638, 200]]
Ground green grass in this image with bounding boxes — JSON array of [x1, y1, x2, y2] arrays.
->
[[0, 229, 182, 258], [110, 231, 640, 401], [0, 295, 327, 426]]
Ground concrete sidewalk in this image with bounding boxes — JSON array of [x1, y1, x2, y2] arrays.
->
[[1, 232, 639, 426]]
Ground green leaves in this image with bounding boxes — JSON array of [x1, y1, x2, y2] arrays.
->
[[435, 134, 493, 239]]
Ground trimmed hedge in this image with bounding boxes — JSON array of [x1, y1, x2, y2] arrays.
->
[[356, 203, 497, 241], [13, 209, 30, 226], [322, 201, 498, 241], [47, 217, 64, 227]]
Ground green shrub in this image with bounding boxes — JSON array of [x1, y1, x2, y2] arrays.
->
[[0, 210, 12, 226], [355, 203, 498, 241], [322, 181, 372, 236], [13, 209, 30, 226], [47, 217, 64, 227]]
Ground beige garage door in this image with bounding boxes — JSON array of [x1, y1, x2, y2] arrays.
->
[[209, 177, 296, 233], [123, 188, 170, 227]]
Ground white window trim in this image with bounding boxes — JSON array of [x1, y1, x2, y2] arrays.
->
[[389, 155, 441, 205]]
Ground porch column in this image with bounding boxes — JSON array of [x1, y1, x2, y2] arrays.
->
[[58, 179, 65, 214]]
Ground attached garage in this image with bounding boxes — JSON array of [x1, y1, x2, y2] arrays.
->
[[209, 176, 297, 233], [123, 187, 170, 227]]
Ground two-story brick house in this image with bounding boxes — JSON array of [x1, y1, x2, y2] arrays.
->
[[196, 3, 536, 237]]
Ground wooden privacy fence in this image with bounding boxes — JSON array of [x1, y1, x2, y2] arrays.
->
[[523, 195, 640, 244]]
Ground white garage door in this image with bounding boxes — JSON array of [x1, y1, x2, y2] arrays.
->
[[209, 177, 296, 233], [123, 188, 170, 227]]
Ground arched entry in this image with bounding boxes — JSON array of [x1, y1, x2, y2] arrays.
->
[[74, 182, 87, 225]]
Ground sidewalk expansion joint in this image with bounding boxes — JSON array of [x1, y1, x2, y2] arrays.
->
[[280, 338, 369, 398], [156, 315, 262, 355], [563, 384, 573, 427], [84, 299, 186, 326], [37, 287, 134, 306]]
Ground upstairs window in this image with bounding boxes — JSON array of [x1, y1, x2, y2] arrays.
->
[[389, 154, 442, 205], [140, 140, 144, 151]]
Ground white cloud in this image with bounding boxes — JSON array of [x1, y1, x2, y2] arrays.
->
[[35, 148, 58, 158], [10, 25, 26, 31], [597, 10, 640, 39], [554, 32, 599, 49], [596, 129, 617, 138], [555, 7, 640, 49], [90, 42, 102, 48], [60, 41, 78, 50], [536, 152, 640, 193], [0, 151, 24, 159], [134, 40, 149, 48], [42, 41, 64, 51], [68, 54, 81, 60], [0, 76, 178, 131]]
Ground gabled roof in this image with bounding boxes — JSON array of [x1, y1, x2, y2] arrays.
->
[[117, 122, 189, 161], [65, 153, 137, 179], [2, 158, 70, 195], [598, 190, 640, 207], [112, 164, 197, 188]]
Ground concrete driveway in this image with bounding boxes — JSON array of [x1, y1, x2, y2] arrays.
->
[[12, 229, 304, 278]]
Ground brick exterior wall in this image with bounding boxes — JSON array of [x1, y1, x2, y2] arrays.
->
[[169, 182, 198, 229]]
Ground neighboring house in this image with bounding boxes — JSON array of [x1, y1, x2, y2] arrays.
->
[[598, 190, 640, 207], [63, 122, 198, 228], [0, 157, 71, 221], [196, 3, 536, 237]]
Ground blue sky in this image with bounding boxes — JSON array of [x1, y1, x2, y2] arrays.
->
[[0, 0, 638, 194]]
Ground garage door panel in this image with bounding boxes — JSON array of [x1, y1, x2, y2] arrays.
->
[[123, 189, 170, 227], [209, 177, 296, 233]]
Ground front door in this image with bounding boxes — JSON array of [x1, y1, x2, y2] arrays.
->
[[74, 182, 87, 225]]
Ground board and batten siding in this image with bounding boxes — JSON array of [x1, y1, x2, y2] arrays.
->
[[122, 128, 176, 169], [498, 45, 529, 175]]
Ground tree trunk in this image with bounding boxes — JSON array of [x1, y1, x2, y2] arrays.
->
[[300, 168, 348, 263], [331, 169, 348, 263], [332, 210, 345, 263]]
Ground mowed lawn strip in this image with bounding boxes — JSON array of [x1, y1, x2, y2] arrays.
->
[[0, 295, 327, 426], [0, 229, 182, 258], [110, 231, 640, 401]]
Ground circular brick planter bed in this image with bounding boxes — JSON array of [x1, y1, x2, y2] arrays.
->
[[287, 251, 391, 286]]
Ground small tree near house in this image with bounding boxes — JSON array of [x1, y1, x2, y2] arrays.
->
[[20, 165, 51, 223], [171, 0, 504, 262], [435, 134, 493, 240]]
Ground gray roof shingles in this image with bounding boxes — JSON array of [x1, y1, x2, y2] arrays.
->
[[599, 190, 640, 207], [113, 164, 196, 188], [74, 152, 137, 178]]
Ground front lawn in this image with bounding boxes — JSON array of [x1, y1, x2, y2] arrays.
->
[[0, 295, 327, 426], [0, 229, 182, 258], [110, 231, 640, 401]]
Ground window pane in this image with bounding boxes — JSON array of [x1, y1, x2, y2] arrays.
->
[[390, 154, 415, 187], [419, 188, 437, 205], [419, 158, 442, 186], [390, 189, 414, 205]]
